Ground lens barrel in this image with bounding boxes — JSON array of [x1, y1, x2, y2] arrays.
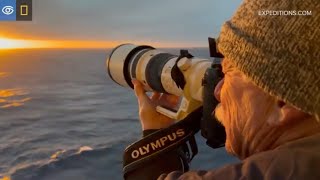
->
[[106, 44, 182, 95], [106, 44, 154, 88]]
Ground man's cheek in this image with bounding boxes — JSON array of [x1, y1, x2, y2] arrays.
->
[[225, 135, 236, 156], [215, 104, 225, 125]]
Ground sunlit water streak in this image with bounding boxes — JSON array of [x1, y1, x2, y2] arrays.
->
[[0, 88, 31, 108], [0, 72, 9, 78], [0, 71, 31, 108]]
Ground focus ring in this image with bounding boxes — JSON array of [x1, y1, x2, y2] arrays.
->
[[145, 53, 177, 93]]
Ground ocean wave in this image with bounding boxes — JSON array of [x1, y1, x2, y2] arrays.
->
[[4, 142, 127, 180]]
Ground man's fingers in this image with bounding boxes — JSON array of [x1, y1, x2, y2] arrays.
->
[[160, 94, 180, 108], [151, 92, 161, 101], [132, 79, 148, 104], [132, 79, 180, 110]]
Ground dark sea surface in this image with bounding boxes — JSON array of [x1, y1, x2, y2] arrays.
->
[[0, 48, 238, 180]]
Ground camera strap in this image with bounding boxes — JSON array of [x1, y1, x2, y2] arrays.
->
[[171, 50, 194, 89], [123, 108, 202, 175]]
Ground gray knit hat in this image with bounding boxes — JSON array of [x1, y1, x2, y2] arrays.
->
[[217, 0, 320, 120]]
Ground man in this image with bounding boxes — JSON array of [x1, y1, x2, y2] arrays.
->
[[126, 0, 320, 179]]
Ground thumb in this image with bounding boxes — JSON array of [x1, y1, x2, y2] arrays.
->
[[132, 79, 149, 104]]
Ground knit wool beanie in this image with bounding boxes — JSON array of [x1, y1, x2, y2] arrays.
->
[[217, 0, 320, 120]]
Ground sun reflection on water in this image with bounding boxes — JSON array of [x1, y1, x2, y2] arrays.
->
[[0, 72, 31, 108], [0, 97, 32, 108], [0, 89, 31, 108], [0, 72, 9, 78]]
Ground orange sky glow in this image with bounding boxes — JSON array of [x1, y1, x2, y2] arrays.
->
[[0, 37, 199, 50]]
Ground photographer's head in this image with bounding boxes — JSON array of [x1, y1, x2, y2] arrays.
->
[[214, 0, 319, 159]]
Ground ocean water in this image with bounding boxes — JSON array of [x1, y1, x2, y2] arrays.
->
[[0, 48, 238, 180]]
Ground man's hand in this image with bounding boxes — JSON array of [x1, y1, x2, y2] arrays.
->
[[132, 79, 180, 130]]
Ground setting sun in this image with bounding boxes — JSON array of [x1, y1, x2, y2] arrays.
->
[[0, 38, 52, 49], [0, 37, 119, 49], [0, 38, 29, 49]]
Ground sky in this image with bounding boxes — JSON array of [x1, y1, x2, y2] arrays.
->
[[0, 0, 242, 48]]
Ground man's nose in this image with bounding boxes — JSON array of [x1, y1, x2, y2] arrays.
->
[[214, 78, 224, 102]]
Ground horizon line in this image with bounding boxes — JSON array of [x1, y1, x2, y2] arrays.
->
[[0, 37, 209, 50], [0, 46, 208, 51]]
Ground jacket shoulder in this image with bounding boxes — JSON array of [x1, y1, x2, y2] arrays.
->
[[159, 135, 320, 180]]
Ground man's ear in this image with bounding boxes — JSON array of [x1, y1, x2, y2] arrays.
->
[[267, 100, 308, 126], [266, 100, 285, 126], [277, 100, 309, 125]]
